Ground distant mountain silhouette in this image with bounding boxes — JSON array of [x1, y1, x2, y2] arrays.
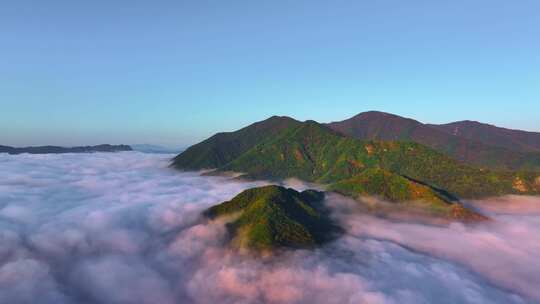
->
[[0, 144, 132, 155], [130, 144, 183, 154], [327, 111, 540, 171]]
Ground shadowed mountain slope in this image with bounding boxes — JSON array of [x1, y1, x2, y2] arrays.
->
[[327, 111, 540, 171], [429, 120, 540, 153]]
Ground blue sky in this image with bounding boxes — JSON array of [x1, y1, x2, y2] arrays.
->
[[1, 0, 539, 147]]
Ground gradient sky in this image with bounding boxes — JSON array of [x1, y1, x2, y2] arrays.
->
[[1, 0, 539, 147]]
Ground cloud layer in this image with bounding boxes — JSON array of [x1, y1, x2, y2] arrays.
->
[[0, 152, 538, 304]]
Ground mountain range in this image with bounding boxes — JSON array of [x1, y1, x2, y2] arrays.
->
[[428, 120, 540, 153], [0, 144, 132, 155], [327, 111, 540, 171], [172, 113, 540, 200]]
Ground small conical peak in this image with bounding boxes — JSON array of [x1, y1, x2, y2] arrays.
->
[[331, 111, 421, 125], [354, 111, 412, 120], [356, 110, 393, 116], [247, 115, 302, 130], [455, 120, 485, 126], [302, 119, 333, 130], [264, 115, 300, 123], [267, 115, 295, 120]]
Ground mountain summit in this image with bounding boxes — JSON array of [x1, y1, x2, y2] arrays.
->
[[204, 185, 342, 251], [172, 116, 301, 170]]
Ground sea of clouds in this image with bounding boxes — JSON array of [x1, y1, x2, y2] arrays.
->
[[0, 151, 539, 304]]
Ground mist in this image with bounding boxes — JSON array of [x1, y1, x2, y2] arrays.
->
[[0, 152, 539, 304]]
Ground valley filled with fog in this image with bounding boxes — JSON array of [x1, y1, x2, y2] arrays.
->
[[1, 152, 539, 304]]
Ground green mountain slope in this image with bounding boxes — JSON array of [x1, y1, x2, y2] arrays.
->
[[327, 168, 487, 221], [219, 120, 540, 198], [204, 185, 342, 251], [171, 116, 301, 170], [173, 117, 540, 199]]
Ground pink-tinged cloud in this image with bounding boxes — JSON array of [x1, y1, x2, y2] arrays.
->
[[0, 152, 538, 303]]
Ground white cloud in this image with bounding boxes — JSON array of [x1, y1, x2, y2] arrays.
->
[[0, 152, 538, 303]]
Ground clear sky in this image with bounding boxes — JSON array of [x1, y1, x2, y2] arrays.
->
[[1, 0, 539, 147]]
